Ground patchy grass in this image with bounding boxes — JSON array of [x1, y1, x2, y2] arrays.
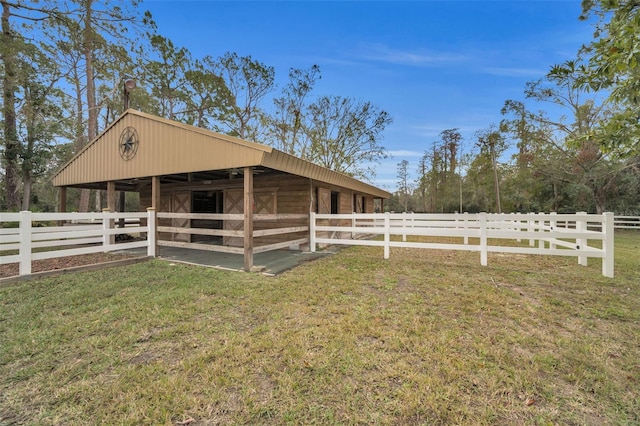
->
[[1, 233, 639, 425]]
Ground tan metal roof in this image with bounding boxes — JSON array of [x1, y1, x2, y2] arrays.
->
[[52, 109, 390, 199]]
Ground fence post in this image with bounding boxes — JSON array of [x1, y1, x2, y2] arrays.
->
[[402, 212, 407, 242], [602, 212, 614, 278], [147, 207, 157, 257], [19, 211, 32, 276], [550, 212, 557, 249], [384, 212, 390, 260], [528, 213, 535, 247], [310, 212, 316, 253], [538, 212, 545, 249], [351, 213, 356, 239], [576, 211, 587, 266], [102, 208, 111, 252], [479, 212, 488, 266], [463, 212, 469, 245]]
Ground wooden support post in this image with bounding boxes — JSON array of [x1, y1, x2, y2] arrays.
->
[[107, 181, 116, 212], [151, 176, 161, 210], [58, 187, 67, 226], [244, 166, 254, 272], [118, 191, 126, 228]]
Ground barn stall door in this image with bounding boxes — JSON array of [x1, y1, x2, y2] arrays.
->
[[223, 189, 276, 247], [172, 191, 191, 242], [317, 187, 331, 214]]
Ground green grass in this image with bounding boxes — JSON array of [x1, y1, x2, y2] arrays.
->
[[1, 232, 639, 425]]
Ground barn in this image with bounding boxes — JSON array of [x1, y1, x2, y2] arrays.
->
[[52, 109, 390, 271]]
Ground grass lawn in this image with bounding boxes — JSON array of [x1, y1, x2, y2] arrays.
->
[[1, 232, 639, 425]]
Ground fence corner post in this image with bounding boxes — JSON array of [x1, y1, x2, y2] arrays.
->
[[310, 212, 316, 252], [147, 207, 157, 257], [19, 210, 32, 276], [602, 212, 614, 278], [384, 212, 390, 260], [479, 212, 488, 266]]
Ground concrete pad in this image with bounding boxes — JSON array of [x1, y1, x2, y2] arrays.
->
[[120, 246, 336, 275]]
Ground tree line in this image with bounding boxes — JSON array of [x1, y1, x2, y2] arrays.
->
[[1, 0, 639, 215], [0, 0, 391, 212], [389, 2, 640, 215]]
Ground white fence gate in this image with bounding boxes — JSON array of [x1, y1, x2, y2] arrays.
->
[[310, 212, 615, 278], [1, 210, 156, 277]]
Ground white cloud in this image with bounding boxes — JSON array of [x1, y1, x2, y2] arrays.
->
[[481, 66, 547, 78], [358, 43, 469, 67], [388, 149, 423, 157]]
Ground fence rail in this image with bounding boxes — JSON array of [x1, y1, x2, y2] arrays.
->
[[310, 212, 615, 278], [614, 216, 640, 229], [1, 210, 156, 277], [156, 212, 309, 255]]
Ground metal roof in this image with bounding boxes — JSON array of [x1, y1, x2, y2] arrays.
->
[[52, 109, 390, 199]]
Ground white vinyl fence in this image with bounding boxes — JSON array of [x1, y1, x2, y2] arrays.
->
[[1, 210, 156, 276], [614, 216, 640, 229], [310, 212, 615, 278]]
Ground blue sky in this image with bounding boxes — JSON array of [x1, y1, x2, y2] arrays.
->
[[145, 0, 595, 191]]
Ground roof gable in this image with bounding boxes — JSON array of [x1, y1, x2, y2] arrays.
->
[[53, 110, 270, 186], [52, 109, 390, 199]]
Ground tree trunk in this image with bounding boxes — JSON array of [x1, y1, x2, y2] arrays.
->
[[21, 172, 31, 211], [72, 63, 90, 212], [491, 146, 502, 213], [83, 0, 97, 142], [1, 1, 21, 210]]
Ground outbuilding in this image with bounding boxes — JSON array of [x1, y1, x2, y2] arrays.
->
[[52, 109, 390, 270]]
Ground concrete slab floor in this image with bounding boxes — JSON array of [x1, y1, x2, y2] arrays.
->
[[118, 246, 338, 276]]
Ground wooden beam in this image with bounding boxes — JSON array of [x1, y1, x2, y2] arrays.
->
[[107, 181, 116, 212], [58, 187, 67, 213], [244, 166, 254, 272], [151, 176, 161, 210], [58, 187, 67, 227]]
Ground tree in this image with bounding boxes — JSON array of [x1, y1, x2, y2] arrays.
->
[[59, 0, 151, 211], [267, 65, 320, 158], [1, 0, 21, 209], [502, 61, 639, 213], [213, 52, 275, 140], [182, 56, 227, 129], [475, 127, 507, 213], [577, 0, 640, 154], [144, 34, 191, 121], [306, 96, 391, 181], [1, 0, 68, 210], [16, 42, 66, 210], [396, 159, 411, 212]]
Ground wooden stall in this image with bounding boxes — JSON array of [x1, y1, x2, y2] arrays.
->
[[52, 109, 390, 271]]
